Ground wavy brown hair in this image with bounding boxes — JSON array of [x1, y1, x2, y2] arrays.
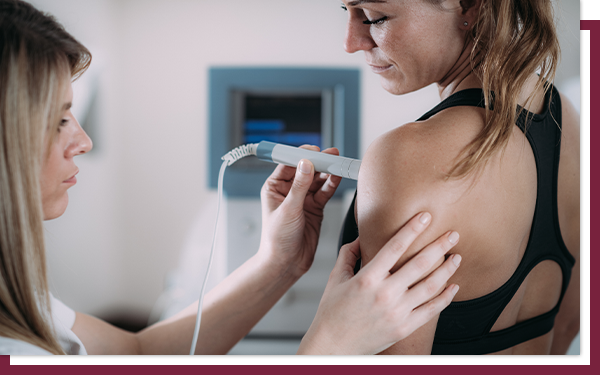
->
[[0, 0, 90, 354], [432, 0, 560, 178]]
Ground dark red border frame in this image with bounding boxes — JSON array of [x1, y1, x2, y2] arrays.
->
[[0, 19, 594, 375]]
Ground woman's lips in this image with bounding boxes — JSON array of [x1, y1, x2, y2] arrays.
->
[[63, 171, 78, 184], [369, 64, 393, 73], [63, 176, 77, 185]]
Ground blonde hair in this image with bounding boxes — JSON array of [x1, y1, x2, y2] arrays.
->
[[0, 0, 90, 354], [433, 0, 560, 178]]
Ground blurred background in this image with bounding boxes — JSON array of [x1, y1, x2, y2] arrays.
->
[[32, 0, 580, 355]]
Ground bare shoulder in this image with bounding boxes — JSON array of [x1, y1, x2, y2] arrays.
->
[[357, 105, 485, 271], [360, 104, 486, 189]]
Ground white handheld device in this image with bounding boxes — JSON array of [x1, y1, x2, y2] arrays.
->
[[256, 141, 361, 180], [222, 141, 361, 180]]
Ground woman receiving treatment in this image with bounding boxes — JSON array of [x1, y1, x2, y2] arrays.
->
[[0, 0, 463, 355], [339, 0, 580, 354]]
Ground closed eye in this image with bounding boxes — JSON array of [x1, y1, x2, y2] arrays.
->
[[58, 118, 68, 132], [341, 2, 387, 26], [363, 16, 387, 25]]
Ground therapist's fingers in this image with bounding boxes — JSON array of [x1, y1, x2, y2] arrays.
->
[[389, 230, 459, 288], [361, 212, 433, 278], [268, 144, 320, 184], [310, 146, 340, 188], [302, 145, 328, 191], [311, 148, 342, 206], [313, 175, 342, 208], [406, 282, 459, 333], [300, 145, 321, 151], [268, 163, 298, 184], [404, 253, 461, 305], [282, 159, 315, 210], [329, 238, 362, 284]]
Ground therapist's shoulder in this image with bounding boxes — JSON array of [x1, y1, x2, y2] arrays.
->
[[0, 336, 52, 355]]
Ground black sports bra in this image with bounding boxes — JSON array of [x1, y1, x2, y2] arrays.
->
[[338, 86, 575, 354]]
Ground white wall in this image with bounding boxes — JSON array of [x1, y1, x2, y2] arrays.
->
[[31, 0, 579, 320]]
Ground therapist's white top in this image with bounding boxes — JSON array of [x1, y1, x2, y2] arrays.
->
[[0, 294, 87, 355]]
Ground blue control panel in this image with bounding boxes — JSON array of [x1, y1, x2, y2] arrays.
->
[[208, 67, 360, 197]]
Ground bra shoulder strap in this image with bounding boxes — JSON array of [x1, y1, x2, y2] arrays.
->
[[417, 88, 486, 121]]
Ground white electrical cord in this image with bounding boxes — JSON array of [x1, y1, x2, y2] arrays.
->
[[188, 142, 359, 354], [221, 143, 259, 166], [189, 144, 258, 355]]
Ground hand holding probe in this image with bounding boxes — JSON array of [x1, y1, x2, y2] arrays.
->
[[221, 141, 361, 180]]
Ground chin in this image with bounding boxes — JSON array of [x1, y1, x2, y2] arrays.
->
[[43, 195, 69, 220], [380, 77, 405, 96], [380, 77, 422, 96]]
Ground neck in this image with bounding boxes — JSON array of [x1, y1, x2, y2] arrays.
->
[[437, 42, 482, 100]]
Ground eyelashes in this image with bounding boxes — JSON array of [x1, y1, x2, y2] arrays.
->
[[340, 4, 388, 26], [58, 118, 68, 132], [363, 16, 388, 25]]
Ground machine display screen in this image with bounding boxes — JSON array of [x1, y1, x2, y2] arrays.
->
[[243, 95, 322, 148]]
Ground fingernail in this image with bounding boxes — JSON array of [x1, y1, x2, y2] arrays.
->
[[452, 254, 462, 267], [419, 212, 431, 225], [448, 231, 459, 244], [299, 159, 311, 174], [452, 285, 460, 296]]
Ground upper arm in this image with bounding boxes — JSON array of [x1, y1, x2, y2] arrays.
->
[[356, 123, 468, 354], [357, 122, 467, 277], [72, 312, 141, 355]]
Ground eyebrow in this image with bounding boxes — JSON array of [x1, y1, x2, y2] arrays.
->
[[347, 0, 387, 6]]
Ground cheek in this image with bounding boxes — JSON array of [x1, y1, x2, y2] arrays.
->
[[372, 25, 401, 54], [40, 146, 67, 219], [40, 175, 69, 220], [374, 23, 428, 72], [40, 156, 58, 195]]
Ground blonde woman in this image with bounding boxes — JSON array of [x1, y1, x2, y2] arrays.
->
[[339, 0, 580, 354], [0, 0, 464, 355]]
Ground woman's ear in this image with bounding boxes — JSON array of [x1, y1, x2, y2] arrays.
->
[[458, 0, 481, 30]]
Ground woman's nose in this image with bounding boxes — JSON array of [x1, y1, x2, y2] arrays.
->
[[68, 119, 93, 157], [344, 19, 376, 53]]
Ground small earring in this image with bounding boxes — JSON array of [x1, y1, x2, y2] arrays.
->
[[463, 21, 469, 26]]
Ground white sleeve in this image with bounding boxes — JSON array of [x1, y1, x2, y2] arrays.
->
[[0, 337, 52, 355], [0, 296, 84, 355], [50, 294, 76, 329], [49, 294, 87, 355]]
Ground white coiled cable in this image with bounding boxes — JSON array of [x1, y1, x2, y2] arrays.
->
[[221, 143, 258, 166], [188, 144, 257, 355]]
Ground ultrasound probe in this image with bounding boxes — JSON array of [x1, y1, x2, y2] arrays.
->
[[221, 141, 361, 180]]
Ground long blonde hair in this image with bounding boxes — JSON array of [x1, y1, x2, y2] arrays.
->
[[0, 0, 90, 354], [432, 0, 560, 178]]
